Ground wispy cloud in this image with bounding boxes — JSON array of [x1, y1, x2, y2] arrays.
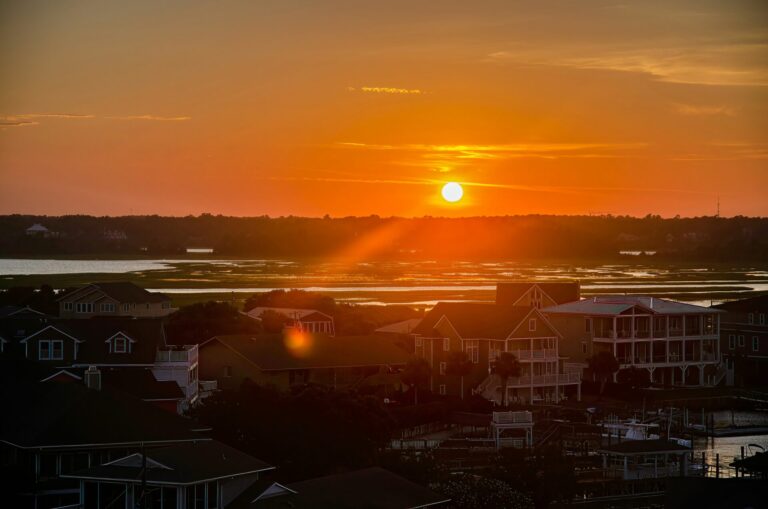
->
[[671, 142, 768, 161], [673, 103, 736, 116], [0, 112, 191, 131], [486, 39, 768, 86], [106, 115, 192, 121], [336, 141, 646, 161], [347, 86, 425, 95]]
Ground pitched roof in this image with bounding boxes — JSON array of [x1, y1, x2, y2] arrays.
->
[[204, 334, 410, 371], [240, 467, 450, 509], [600, 439, 691, 455], [0, 360, 204, 449], [38, 318, 166, 365], [59, 282, 170, 303], [375, 318, 423, 335], [712, 294, 768, 312], [62, 440, 273, 485], [496, 281, 580, 306], [101, 368, 184, 401], [412, 302, 533, 339], [245, 307, 333, 322], [543, 296, 724, 316]]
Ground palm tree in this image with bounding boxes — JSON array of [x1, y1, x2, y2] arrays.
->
[[587, 351, 620, 398], [491, 352, 521, 407], [445, 351, 473, 400], [401, 357, 431, 405]]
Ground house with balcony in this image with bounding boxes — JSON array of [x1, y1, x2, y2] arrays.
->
[[8, 316, 199, 412], [599, 440, 692, 480], [712, 294, 768, 387], [57, 281, 175, 319], [543, 296, 724, 386], [411, 302, 581, 405]]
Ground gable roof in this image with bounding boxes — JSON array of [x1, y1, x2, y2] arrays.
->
[[0, 305, 50, 319], [0, 360, 203, 449], [61, 440, 274, 485], [375, 318, 423, 335], [240, 467, 449, 509], [58, 282, 170, 303], [245, 307, 333, 322], [543, 296, 724, 316], [496, 281, 580, 307], [59, 318, 165, 365], [102, 368, 184, 401], [203, 334, 410, 371], [712, 294, 768, 312], [412, 302, 538, 339]]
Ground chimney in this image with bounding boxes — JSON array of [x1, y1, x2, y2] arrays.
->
[[84, 365, 101, 391]]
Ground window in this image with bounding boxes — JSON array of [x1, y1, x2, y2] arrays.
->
[[581, 342, 587, 354], [100, 303, 115, 313], [465, 340, 479, 363], [75, 302, 93, 313], [223, 365, 232, 377], [439, 384, 447, 395], [63, 302, 73, 311], [39, 340, 63, 360], [729, 334, 736, 349], [529, 318, 537, 332], [585, 318, 592, 334], [753, 336, 760, 352], [748, 313, 754, 324], [738, 335, 745, 347], [113, 336, 127, 353], [443, 338, 450, 351], [122, 303, 130, 312], [760, 314, 766, 325], [415, 338, 423, 347], [189, 365, 198, 384], [439, 362, 446, 375]]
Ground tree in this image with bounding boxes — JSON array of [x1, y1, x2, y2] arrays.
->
[[491, 353, 521, 407], [617, 365, 651, 390], [430, 474, 533, 509], [445, 351, 473, 400], [401, 357, 431, 405], [259, 309, 290, 333], [588, 351, 620, 397], [165, 301, 261, 344]]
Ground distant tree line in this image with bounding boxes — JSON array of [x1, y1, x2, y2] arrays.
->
[[2, 213, 767, 260]]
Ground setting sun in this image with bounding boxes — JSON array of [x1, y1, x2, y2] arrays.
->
[[441, 182, 464, 203]]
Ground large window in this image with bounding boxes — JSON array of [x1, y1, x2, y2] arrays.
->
[[39, 340, 63, 360], [75, 302, 94, 313], [100, 303, 116, 313]]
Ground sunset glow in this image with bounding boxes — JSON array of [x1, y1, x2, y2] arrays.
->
[[1, 1, 767, 217]]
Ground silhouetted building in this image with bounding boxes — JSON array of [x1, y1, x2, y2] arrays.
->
[[713, 294, 768, 387]]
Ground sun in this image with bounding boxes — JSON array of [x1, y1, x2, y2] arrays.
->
[[441, 182, 464, 203]]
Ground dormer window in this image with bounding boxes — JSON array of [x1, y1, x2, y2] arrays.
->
[[107, 333, 133, 354]]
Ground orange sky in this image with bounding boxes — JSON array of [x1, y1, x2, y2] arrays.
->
[[1, 1, 767, 217]]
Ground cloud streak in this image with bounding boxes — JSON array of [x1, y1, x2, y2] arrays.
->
[[673, 103, 736, 116], [106, 115, 192, 121], [0, 113, 191, 130], [347, 86, 425, 95]]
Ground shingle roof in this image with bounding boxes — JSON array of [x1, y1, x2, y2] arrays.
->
[[62, 440, 273, 485], [543, 296, 723, 316], [101, 368, 184, 400], [375, 318, 423, 335], [712, 294, 768, 312], [205, 334, 410, 371], [412, 302, 532, 339], [59, 282, 170, 303], [0, 361, 203, 449], [50, 318, 166, 365], [242, 467, 450, 509], [496, 281, 580, 306]]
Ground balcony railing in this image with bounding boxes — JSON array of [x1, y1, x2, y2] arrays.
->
[[509, 349, 558, 361], [502, 372, 580, 387], [156, 347, 198, 364]]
